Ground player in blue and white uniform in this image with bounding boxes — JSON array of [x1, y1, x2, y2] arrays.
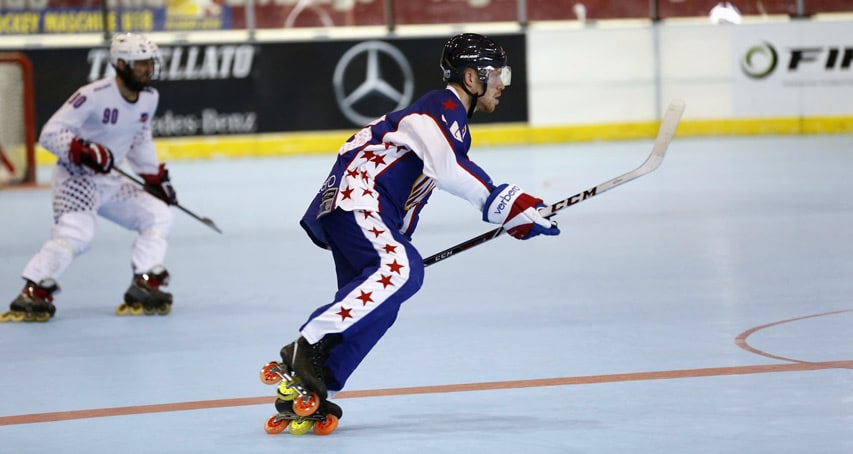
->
[[1, 33, 179, 322], [272, 34, 560, 420]]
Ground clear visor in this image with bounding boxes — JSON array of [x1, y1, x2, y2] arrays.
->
[[129, 58, 160, 80], [484, 66, 512, 86]]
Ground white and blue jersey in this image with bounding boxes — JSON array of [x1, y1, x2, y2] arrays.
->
[[301, 87, 497, 248], [298, 87, 498, 395]]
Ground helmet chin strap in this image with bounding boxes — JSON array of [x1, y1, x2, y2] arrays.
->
[[461, 79, 487, 119]]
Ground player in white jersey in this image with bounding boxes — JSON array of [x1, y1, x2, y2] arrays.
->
[[1, 33, 178, 323], [258, 34, 560, 434]]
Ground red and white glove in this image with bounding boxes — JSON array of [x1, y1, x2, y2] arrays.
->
[[68, 138, 114, 173], [140, 163, 178, 205], [483, 183, 560, 240]]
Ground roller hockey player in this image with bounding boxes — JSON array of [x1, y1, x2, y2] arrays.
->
[[258, 33, 559, 435], [1, 32, 178, 323]]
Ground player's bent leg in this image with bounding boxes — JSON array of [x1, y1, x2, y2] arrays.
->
[[300, 209, 426, 393], [6, 211, 96, 322], [22, 211, 97, 281], [99, 185, 175, 316]]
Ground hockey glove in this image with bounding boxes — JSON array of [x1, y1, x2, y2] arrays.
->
[[140, 163, 178, 205], [483, 183, 560, 240], [68, 138, 114, 173]]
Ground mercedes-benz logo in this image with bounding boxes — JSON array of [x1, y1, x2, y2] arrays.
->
[[741, 41, 778, 79], [333, 41, 414, 126]]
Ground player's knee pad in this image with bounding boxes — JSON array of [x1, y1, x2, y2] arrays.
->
[[137, 226, 169, 243], [142, 201, 174, 234], [51, 212, 97, 255]]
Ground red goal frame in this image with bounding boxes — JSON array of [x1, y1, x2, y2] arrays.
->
[[0, 52, 36, 185]]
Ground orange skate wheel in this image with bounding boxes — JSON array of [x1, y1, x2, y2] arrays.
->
[[259, 362, 283, 385], [264, 415, 289, 434], [313, 415, 339, 435], [292, 393, 320, 417]]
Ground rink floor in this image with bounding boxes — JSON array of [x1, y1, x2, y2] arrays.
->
[[1, 134, 852, 453]]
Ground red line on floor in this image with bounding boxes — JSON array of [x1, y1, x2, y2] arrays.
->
[[2, 360, 851, 427], [735, 309, 853, 363]]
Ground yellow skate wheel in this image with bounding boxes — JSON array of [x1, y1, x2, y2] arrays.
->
[[129, 304, 144, 316], [33, 312, 51, 322], [259, 362, 283, 385], [1, 311, 25, 322], [116, 304, 130, 316], [292, 393, 320, 417], [157, 305, 171, 315], [288, 419, 313, 435], [276, 381, 299, 400], [313, 415, 339, 436], [264, 415, 289, 434]]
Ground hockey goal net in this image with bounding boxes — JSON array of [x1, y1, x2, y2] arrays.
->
[[0, 52, 36, 187]]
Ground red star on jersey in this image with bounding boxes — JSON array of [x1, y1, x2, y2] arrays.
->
[[336, 305, 353, 321], [383, 244, 397, 254], [356, 290, 374, 306], [386, 259, 405, 274], [340, 186, 353, 200], [360, 170, 370, 182], [371, 155, 386, 168], [362, 189, 374, 198], [362, 151, 376, 161], [376, 274, 394, 288], [361, 210, 374, 219], [369, 226, 385, 238], [346, 169, 359, 178], [442, 98, 458, 111]]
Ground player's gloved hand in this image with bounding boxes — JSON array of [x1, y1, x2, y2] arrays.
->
[[483, 183, 560, 240], [68, 138, 114, 173], [140, 163, 178, 205]]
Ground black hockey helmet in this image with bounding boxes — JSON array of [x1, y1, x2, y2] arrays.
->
[[440, 33, 508, 85]]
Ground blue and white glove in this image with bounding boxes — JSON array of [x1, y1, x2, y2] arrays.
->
[[483, 183, 560, 240]]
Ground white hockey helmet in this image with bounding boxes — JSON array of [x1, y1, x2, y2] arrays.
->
[[110, 33, 159, 67]]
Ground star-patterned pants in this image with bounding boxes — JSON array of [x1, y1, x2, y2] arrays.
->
[[300, 208, 425, 394]]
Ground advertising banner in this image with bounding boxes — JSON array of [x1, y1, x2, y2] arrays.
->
[[732, 21, 853, 116], [22, 34, 527, 138], [0, 8, 230, 34]]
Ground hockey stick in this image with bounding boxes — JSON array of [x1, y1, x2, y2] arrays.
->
[[423, 99, 685, 267], [112, 167, 223, 234]]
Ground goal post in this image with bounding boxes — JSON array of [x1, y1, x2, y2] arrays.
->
[[0, 52, 36, 186]]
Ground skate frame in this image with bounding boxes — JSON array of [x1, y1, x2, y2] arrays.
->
[[112, 167, 223, 234], [423, 99, 686, 267]]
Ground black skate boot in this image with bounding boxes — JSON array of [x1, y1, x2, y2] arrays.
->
[[279, 335, 340, 401], [117, 265, 173, 316], [1, 279, 60, 323]]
